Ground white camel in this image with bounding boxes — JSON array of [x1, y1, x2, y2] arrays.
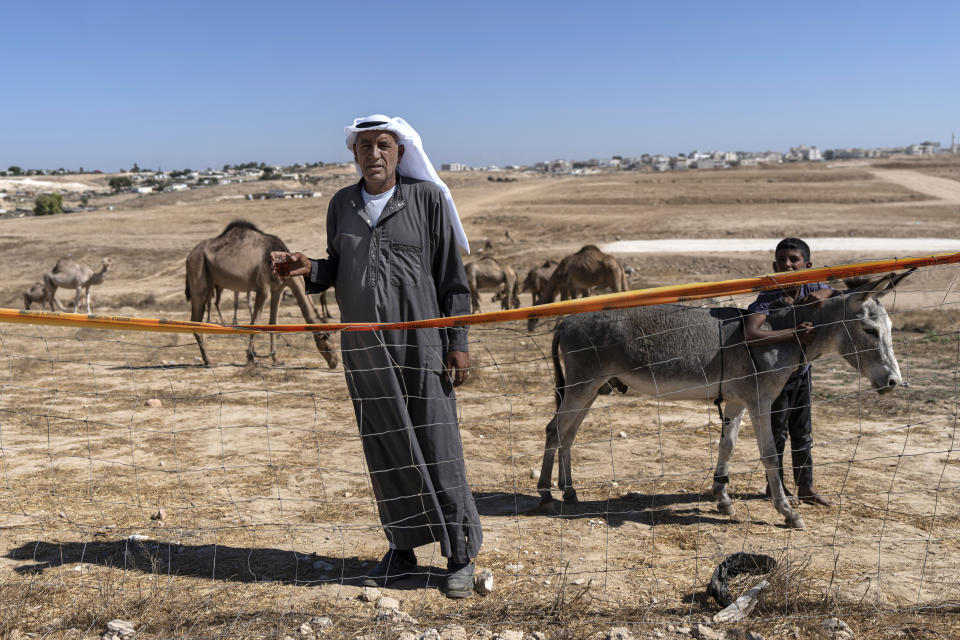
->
[[43, 257, 114, 313]]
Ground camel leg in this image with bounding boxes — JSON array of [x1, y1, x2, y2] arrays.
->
[[83, 285, 92, 314], [267, 287, 282, 362], [246, 290, 268, 363], [72, 286, 83, 313], [748, 400, 805, 529], [538, 383, 602, 514], [190, 285, 215, 366], [713, 402, 745, 516], [319, 291, 332, 320], [214, 286, 226, 324]]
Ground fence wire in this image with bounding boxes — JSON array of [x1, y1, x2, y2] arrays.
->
[[1, 257, 959, 640]]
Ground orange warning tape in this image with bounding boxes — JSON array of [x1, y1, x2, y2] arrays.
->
[[3, 251, 959, 335]]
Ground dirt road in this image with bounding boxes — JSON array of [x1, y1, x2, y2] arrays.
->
[[870, 168, 960, 204]]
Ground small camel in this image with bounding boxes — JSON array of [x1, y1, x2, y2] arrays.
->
[[185, 220, 338, 367], [23, 282, 51, 310], [464, 256, 520, 313], [528, 245, 627, 331], [43, 257, 114, 313]]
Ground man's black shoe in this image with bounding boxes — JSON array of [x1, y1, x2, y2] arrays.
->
[[442, 560, 474, 599], [360, 549, 418, 587]]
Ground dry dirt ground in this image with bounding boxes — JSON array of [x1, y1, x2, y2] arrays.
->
[[2, 158, 960, 639]]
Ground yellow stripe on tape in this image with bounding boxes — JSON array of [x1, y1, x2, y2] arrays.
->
[[3, 251, 959, 335]]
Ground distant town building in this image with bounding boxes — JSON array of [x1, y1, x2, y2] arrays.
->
[[908, 141, 940, 155], [441, 163, 469, 172]]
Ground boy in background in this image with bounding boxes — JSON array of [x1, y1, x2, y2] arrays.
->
[[744, 237, 835, 506]]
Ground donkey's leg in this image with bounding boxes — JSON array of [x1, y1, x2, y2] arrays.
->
[[557, 385, 601, 505], [713, 402, 745, 517], [538, 383, 601, 513], [748, 400, 805, 530], [538, 415, 562, 514]]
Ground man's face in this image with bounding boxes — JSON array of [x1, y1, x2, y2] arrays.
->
[[352, 130, 404, 189], [773, 248, 811, 272]]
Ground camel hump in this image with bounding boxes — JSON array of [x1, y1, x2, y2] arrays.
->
[[577, 244, 601, 253], [51, 257, 75, 273], [218, 219, 261, 237]]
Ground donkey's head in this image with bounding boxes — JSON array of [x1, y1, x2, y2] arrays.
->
[[832, 270, 912, 394]]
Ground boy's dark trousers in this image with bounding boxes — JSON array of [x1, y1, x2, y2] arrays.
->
[[770, 365, 814, 488]]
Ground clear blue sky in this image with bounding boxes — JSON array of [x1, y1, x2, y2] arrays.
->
[[2, 1, 957, 171]]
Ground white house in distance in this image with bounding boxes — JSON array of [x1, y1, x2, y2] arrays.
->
[[441, 163, 468, 172]]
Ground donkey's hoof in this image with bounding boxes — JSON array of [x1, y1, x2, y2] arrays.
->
[[717, 502, 735, 516], [563, 493, 580, 505], [538, 500, 557, 516], [785, 514, 806, 530]]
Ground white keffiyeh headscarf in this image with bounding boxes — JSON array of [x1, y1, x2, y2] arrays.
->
[[345, 114, 469, 253]]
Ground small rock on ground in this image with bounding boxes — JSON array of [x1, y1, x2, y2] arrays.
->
[[145, 398, 162, 408], [474, 568, 494, 595], [493, 631, 523, 640], [418, 630, 441, 640], [692, 624, 726, 640], [358, 586, 381, 602], [440, 625, 467, 640], [609, 627, 634, 640], [375, 608, 417, 625], [102, 619, 135, 640], [378, 595, 400, 610], [309, 616, 332, 629], [298, 622, 313, 635], [820, 618, 854, 640]]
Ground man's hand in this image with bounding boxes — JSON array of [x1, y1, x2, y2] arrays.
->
[[795, 321, 816, 345], [269, 251, 311, 279], [797, 288, 834, 309], [445, 351, 471, 387]]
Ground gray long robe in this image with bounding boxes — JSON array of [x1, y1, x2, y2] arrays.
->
[[305, 174, 482, 562]]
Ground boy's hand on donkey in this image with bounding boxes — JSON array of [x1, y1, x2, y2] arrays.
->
[[795, 321, 816, 344]]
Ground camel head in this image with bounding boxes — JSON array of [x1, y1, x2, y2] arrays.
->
[[100, 257, 115, 272], [314, 331, 339, 369]]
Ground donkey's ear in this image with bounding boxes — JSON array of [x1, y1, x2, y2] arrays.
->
[[847, 270, 914, 298], [879, 269, 914, 295]]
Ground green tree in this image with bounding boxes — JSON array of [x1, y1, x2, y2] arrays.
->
[[132, 163, 140, 173], [34, 193, 64, 216], [8, 166, 22, 176], [109, 176, 134, 192]]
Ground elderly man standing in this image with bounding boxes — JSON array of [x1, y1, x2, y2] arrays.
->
[[272, 115, 481, 598]]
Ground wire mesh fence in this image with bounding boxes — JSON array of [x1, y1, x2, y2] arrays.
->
[[1, 257, 959, 640]]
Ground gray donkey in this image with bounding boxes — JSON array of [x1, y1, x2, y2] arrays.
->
[[538, 272, 910, 530]]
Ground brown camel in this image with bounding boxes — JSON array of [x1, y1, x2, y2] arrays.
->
[[23, 282, 49, 310], [464, 256, 520, 313], [184, 220, 338, 367], [43, 257, 114, 313], [520, 259, 559, 304], [527, 245, 627, 331]]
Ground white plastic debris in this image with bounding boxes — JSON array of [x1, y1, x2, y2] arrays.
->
[[712, 579, 767, 623]]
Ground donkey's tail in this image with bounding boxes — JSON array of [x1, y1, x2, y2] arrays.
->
[[552, 328, 565, 410]]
